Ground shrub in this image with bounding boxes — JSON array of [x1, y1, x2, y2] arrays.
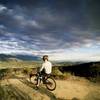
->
[[52, 67, 63, 76]]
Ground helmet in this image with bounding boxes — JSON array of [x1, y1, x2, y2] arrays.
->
[[42, 55, 48, 61]]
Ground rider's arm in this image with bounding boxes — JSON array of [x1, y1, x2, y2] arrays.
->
[[40, 63, 44, 72]]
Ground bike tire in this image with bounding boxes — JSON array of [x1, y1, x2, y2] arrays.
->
[[30, 74, 38, 85], [45, 77, 56, 91]]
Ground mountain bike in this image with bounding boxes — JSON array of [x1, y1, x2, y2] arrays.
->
[[30, 72, 56, 91]]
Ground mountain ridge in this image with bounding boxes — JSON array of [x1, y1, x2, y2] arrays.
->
[[0, 54, 40, 61]]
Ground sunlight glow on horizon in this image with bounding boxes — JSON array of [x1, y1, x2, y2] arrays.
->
[[0, 44, 100, 62]]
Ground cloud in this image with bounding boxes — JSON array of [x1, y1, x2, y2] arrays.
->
[[0, 1, 100, 61], [0, 4, 7, 12]]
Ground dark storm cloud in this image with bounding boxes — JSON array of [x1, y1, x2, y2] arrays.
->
[[0, 0, 100, 51], [87, 0, 100, 34]]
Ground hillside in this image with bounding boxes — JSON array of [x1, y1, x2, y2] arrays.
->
[[59, 61, 100, 78], [0, 61, 100, 100], [0, 54, 40, 61], [0, 75, 100, 100]]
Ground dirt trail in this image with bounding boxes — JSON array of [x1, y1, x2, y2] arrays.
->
[[0, 77, 100, 100], [52, 80, 100, 100]]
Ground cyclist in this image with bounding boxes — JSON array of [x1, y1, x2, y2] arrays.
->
[[36, 55, 52, 88]]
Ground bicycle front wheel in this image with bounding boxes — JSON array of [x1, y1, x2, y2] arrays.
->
[[30, 75, 38, 85], [45, 77, 56, 91]]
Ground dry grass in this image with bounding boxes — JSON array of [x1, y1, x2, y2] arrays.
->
[[0, 74, 100, 100]]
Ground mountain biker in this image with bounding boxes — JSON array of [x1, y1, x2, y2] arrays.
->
[[36, 55, 52, 88]]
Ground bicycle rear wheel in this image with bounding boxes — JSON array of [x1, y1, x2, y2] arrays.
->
[[45, 77, 56, 91]]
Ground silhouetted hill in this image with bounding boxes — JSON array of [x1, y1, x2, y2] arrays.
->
[[60, 62, 100, 78], [0, 54, 40, 61]]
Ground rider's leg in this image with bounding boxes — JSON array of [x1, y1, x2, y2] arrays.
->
[[36, 73, 42, 87], [43, 73, 50, 83], [36, 78, 40, 87], [42, 73, 47, 83]]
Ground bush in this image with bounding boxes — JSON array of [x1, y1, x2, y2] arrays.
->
[[22, 68, 33, 75], [52, 67, 63, 76], [52, 67, 72, 80]]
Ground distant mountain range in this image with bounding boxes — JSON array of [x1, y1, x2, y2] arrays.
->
[[0, 54, 41, 61]]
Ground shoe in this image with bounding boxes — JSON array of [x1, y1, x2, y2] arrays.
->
[[35, 86, 39, 90]]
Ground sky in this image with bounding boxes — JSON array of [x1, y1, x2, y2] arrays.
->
[[0, 0, 100, 61]]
